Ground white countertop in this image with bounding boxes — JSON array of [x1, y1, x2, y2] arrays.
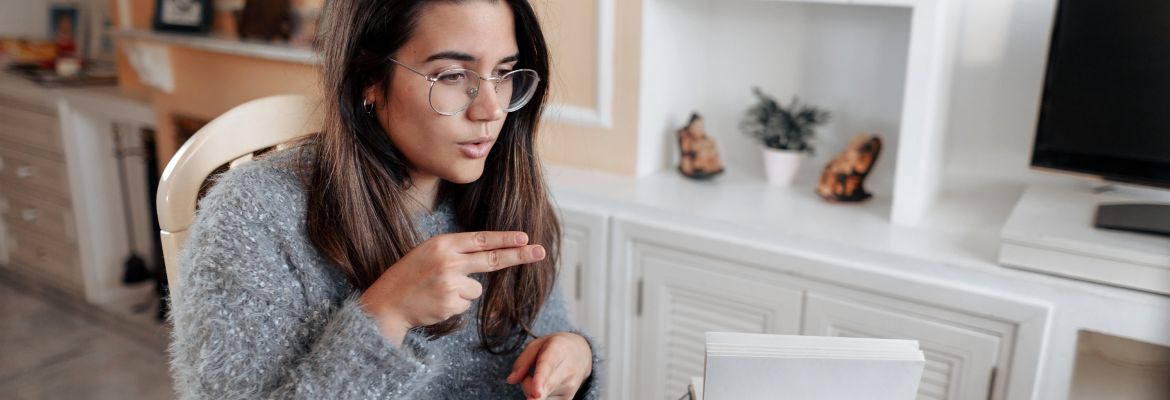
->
[[0, 72, 141, 109], [111, 29, 317, 65], [547, 161, 1017, 271], [545, 160, 1170, 308]]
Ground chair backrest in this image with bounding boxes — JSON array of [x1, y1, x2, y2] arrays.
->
[[157, 94, 323, 287]]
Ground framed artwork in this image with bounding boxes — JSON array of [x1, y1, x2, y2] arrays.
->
[[153, 0, 214, 33], [49, 5, 81, 55]]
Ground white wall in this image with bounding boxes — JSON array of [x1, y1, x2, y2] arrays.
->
[[639, 0, 912, 196], [789, 4, 911, 194], [944, 0, 1069, 185], [638, 0, 1081, 193], [0, 0, 57, 39], [0, 0, 111, 52]]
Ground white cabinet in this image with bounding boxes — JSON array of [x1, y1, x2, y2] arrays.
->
[[0, 76, 157, 308], [637, 250, 803, 400], [0, 93, 83, 292], [594, 216, 1043, 400]]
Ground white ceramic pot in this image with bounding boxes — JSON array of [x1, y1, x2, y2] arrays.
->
[[762, 147, 802, 187]]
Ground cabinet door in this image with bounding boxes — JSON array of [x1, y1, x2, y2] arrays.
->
[[557, 206, 607, 343], [560, 227, 585, 325], [638, 254, 803, 400], [803, 292, 1002, 400]]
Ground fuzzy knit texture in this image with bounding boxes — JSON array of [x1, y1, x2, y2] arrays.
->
[[167, 147, 602, 400]]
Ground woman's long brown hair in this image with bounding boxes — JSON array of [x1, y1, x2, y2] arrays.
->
[[305, 0, 558, 354]]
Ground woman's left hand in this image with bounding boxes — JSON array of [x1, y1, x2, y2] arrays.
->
[[507, 332, 593, 400]]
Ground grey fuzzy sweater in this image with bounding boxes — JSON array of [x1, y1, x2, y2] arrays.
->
[[168, 148, 602, 400]]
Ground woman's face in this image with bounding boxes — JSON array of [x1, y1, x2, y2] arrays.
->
[[370, 1, 518, 185]]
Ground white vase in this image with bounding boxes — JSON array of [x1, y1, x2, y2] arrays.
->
[[762, 148, 802, 187]]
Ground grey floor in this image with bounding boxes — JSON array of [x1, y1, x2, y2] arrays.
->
[[0, 280, 174, 400]]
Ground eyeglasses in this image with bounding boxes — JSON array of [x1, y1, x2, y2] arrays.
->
[[389, 58, 540, 116]]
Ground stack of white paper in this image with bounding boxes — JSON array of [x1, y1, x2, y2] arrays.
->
[[700, 332, 925, 400]]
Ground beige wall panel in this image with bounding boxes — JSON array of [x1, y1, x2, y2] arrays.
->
[[168, 49, 320, 118], [151, 48, 321, 168], [537, 0, 598, 108], [129, 0, 153, 29], [538, 0, 640, 176]]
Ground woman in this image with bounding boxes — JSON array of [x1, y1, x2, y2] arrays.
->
[[167, 0, 600, 399]]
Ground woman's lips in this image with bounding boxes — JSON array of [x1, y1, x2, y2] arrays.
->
[[458, 139, 494, 159]]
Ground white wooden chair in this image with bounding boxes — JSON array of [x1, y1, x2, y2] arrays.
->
[[156, 94, 323, 287]]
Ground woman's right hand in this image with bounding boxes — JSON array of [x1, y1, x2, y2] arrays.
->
[[359, 231, 545, 346]]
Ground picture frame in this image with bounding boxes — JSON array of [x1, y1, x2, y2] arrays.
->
[[49, 4, 81, 56], [153, 0, 214, 33]]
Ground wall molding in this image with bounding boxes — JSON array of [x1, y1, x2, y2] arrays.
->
[[541, 0, 615, 130], [117, 0, 131, 29]]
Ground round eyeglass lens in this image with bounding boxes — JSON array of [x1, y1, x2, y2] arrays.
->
[[500, 70, 539, 112], [430, 69, 479, 115]]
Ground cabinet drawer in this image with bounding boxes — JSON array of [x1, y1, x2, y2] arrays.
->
[[0, 145, 71, 202], [0, 190, 76, 243], [6, 224, 83, 291], [0, 105, 62, 155], [803, 292, 1004, 400]]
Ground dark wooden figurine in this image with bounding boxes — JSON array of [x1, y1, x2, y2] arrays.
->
[[678, 113, 724, 179], [238, 0, 292, 41], [816, 134, 882, 202]]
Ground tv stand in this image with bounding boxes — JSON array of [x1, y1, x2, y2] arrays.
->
[[1095, 202, 1170, 237], [998, 185, 1170, 295]]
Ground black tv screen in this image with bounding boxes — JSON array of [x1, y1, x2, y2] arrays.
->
[[1032, 0, 1170, 188]]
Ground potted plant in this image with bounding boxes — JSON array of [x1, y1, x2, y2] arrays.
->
[[739, 87, 831, 186]]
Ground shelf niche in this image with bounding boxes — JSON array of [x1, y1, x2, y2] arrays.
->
[[637, 0, 960, 225]]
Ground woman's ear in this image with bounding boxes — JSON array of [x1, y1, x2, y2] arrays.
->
[[363, 86, 378, 107]]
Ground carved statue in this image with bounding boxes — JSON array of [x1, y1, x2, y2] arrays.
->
[[677, 113, 724, 179], [816, 134, 882, 202]]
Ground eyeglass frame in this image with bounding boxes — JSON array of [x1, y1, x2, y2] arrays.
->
[[387, 58, 541, 116]]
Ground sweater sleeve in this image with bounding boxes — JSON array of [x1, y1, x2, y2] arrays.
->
[[167, 166, 442, 400], [530, 281, 604, 400]]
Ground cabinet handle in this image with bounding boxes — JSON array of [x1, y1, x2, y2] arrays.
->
[[575, 263, 582, 301], [15, 165, 32, 179], [986, 367, 997, 400], [636, 279, 644, 316], [21, 207, 37, 222]]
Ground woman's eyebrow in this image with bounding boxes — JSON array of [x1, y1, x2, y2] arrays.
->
[[423, 51, 520, 64], [425, 51, 476, 63]]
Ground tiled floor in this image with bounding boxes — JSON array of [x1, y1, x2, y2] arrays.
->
[[0, 280, 174, 400]]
